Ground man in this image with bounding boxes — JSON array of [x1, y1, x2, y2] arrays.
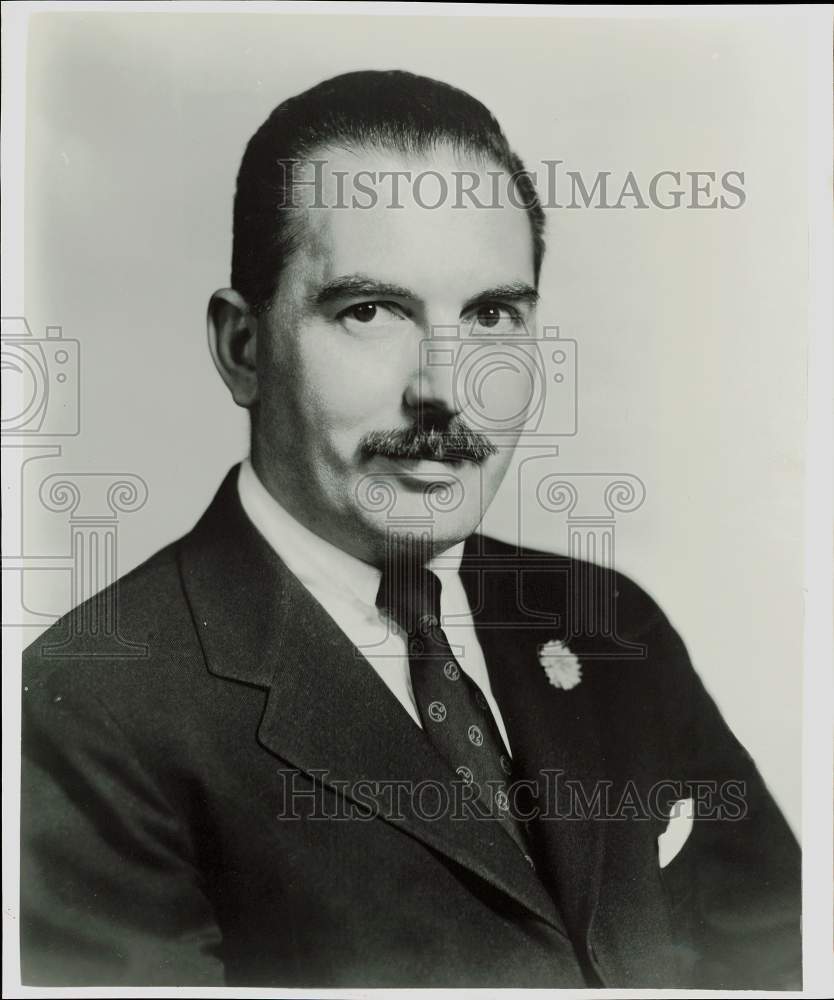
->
[[21, 70, 801, 988]]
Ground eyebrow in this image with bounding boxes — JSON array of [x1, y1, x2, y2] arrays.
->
[[313, 275, 417, 306], [312, 274, 539, 311], [461, 282, 539, 313]]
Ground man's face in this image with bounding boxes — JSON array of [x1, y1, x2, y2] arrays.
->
[[251, 144, 538, 565]]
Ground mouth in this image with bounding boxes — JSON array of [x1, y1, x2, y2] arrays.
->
[[369, 454, 466, 480], [373, 452, 464, 467]]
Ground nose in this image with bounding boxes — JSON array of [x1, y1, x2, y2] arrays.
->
[[403, 329, 461, 426]]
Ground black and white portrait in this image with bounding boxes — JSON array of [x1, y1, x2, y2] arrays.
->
[[3, 3, 830, 995]]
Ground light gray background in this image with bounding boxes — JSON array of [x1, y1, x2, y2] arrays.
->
[[19, 10, 807, 832]]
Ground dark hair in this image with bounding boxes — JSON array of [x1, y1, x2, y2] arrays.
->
[[231, 70, 546, 313]]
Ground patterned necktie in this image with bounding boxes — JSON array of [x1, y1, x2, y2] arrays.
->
[[376, 562, 534, 867]]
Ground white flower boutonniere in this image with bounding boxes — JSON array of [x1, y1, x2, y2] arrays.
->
[[539, 639, 582, 690]]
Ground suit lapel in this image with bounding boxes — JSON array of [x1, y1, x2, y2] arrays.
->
[[177, 468, 566, 935], [459, 533, 607, 945]]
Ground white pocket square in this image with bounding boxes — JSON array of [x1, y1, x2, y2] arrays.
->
[[658, 797, 694, 868]]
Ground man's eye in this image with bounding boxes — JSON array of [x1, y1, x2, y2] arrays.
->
[[338, 302, 404, 325], [476, 305, 503, 328], [466, 303, 525, 334], [345, 303, 379, 324]]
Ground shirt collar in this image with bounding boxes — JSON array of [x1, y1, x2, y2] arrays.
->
[[237, 457, 465, 613]]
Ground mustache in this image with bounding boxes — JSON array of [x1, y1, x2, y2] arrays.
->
[[360, 422, 498, 465]]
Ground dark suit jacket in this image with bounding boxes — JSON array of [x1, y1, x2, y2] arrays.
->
[[21, 467, 801, 988]]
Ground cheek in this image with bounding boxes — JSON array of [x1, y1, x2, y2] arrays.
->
[[482, 447, 516, 496], [436, 451, 514, 534], [458, 346, 541, 436], [293, 328, 405, 430]]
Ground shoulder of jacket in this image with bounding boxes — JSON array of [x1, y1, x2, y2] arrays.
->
[[22, 537, 191, 695], [473, 530, 672, 644]]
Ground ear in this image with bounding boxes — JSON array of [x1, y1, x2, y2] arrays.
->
[[207, 289, 260, 408]]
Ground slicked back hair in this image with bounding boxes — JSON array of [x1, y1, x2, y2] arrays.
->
[[231, 70, 545, 314]]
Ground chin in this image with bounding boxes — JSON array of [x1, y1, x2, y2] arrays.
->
[[350, 462, 494, 561], [363, 506, 481, 563]]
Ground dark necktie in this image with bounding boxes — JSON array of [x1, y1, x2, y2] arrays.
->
[[376, 563, 534, 867]]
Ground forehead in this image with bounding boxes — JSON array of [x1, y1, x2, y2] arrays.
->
[[282, 144, 536, 302]]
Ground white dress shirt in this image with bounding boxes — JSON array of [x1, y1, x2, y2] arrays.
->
[[237, 458, 512, 751]]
